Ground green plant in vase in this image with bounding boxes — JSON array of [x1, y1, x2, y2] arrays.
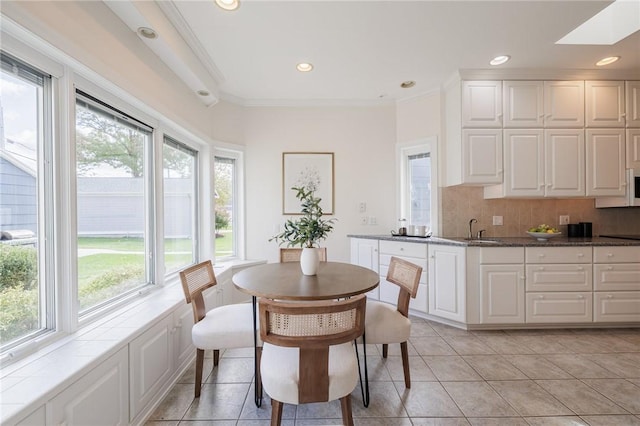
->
[[270, 186, 336, 274]]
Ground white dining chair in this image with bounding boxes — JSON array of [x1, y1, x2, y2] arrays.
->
[[364, 256, 422, 388], [180, 260, 260, 397]]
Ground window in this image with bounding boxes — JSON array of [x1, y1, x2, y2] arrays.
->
[[163, 137, 197, 273], [75, 91, 154, 315], [214, 154, 238, 259], [0, 53, 54, 350], [398, 137, 438, 233]]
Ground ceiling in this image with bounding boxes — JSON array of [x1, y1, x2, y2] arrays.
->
[[106, 1, 640, 106]]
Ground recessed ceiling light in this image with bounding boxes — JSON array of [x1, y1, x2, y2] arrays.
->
[[137, 27, 157, 39], [215, 0, 239, 11], [596, 56, 621, 66], [296, 63, 314, 72], [400, 81, 416, 89], [197, 90, 210, 97], [490, 55, 510, 66]]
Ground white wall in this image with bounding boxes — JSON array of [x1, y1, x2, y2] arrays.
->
[[239, 105, 397, 262]]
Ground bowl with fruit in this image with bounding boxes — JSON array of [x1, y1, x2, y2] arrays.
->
[[527, 224, 562, 241]]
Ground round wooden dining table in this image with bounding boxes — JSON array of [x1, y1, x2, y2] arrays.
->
[[232, 261, 380, 300], [232, 261, 380, 407]]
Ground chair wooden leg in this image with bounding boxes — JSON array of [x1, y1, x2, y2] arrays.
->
[[195, 348, 205, 398], [256, 346, 263, 400], [400, 341, 411, 388], [270, 399, 283, 426], [382, 343, 388, 358], [340, 395, 354, 426], [213, 349, 220, 367]]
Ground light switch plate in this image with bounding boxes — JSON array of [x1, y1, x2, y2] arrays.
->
[[492, 216, 503, 226], [559, 215, 570, 225]]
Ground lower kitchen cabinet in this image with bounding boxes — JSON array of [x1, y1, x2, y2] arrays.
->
[[526, 292, 593, 323], [428, 244, 466, 322], [50, 347, 129, 425], [480, 264, 525, 324], [350, 238, 380, 299], [594, 291, 640, 322]]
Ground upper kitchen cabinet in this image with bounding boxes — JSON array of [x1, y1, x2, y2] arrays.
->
[[586, 128, 626, 197], [445, 77, 503, 186], [503, 81, 544, 128], [544, 81, 585, 127], [628, 128, 640, 169], [627, 81, 640, 128], [585, 81, 625, 128], [462, 81, 502, 128]]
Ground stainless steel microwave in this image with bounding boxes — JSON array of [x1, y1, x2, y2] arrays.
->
[[595, 168, 640, 208]]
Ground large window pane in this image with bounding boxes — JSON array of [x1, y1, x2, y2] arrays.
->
[[163, 137, 197, 273], [0, 53, 52, 348], [214, 156, 236, 259], [75, 93, 152, 313]]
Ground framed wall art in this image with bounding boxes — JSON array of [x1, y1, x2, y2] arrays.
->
[[282, 152, 334, 215]]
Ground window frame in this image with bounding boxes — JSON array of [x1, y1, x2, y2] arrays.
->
[[213, 148, 244, 261], [397, 137, 439, 235]]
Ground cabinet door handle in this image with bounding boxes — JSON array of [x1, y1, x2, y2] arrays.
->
[[538, 254, 545, 258], [520, 275, 525, 280], [430, 255, 435, 259], [538, 266, 545, 271], [577, 266, 583, 271], [607, 253, 613, 257], [607, 266, 614, 270], [537, 295, 544, 299], [577, 295, 584, 299], [577, 253, 584, 257], [607, 294, 613, 299], [400, 247, 404, 251]]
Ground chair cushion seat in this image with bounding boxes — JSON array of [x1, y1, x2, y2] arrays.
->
[[364, 300, 411, 344], [191, 303, 258, 349], [260, 342, 358, 405]]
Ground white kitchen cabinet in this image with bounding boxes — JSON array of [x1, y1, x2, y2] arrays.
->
[[350, 238, 380, 299], [379, 240, 428, 313], [484, 128, 585, 199], [526, 292, 593, 323], [445, 78, 503, 186], [501, 129, 544, 197], [477, 246, 525, 324], [462, 80, 502, 128], [586, 128, 626, 197], [593, 246, 640, 322], [525, 247, 593, 324], [627, 128, 640, 169], [129, 315, 173, 421], [544, 81, 585, 128], [585, 81, 626, 128], [503, 80, 544, 128], [544, 129, 585, 197], [626, 81, 640, 127], [50, 347, 129, 426], [428, 244, 465, 322], [462, 129, 503, 184]]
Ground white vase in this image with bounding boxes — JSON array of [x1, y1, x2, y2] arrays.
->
[[300, 247, 320, 275]]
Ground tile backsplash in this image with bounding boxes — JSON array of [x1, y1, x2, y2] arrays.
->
[[441, 186, 640, 238]]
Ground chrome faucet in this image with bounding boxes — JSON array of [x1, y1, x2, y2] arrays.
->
[[477, 229, 486, 239], [468, 218, 478, 239]]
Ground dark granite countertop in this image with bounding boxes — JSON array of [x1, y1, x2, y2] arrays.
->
[[347, 234, 640, 247]]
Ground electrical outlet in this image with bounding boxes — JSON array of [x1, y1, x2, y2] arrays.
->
[[559, 215, 570, 225], [360, 216, 368, 225], [493, 215, 503, 226], [359, 202, 367, 213], [368, 216, 377, 225]]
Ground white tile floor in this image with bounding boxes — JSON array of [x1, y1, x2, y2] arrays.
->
[[146, 318, 640, 426]]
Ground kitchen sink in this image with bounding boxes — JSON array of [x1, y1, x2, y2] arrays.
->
[[464, 238, 502, 244]]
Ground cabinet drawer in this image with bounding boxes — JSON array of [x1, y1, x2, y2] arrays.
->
[[480, 247, 524, 264], [526, 247, 592, 264], [526, 264, 592, 292], [379, 263, 427, 284], [526, 292, 592, 323], [594, 263, 640, 291], [379, 240, 427, 258], [593, 246, 640, 263], [594, 291, 640, 322]]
